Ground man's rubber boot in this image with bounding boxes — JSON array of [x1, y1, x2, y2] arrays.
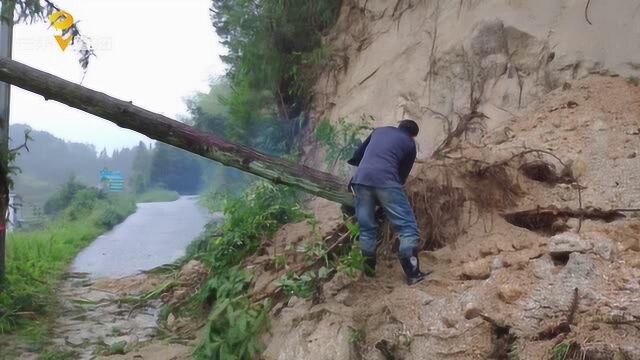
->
[[399, 253, 431, 285], [363, 253, 376, 278]]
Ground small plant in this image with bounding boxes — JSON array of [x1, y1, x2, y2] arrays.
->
[[273, 254, 288, 270], [400, 334, 413, 348], [337, 242, 367, 278], [111, 326, 124, 336], [348, 328, 365, 344], [552, 342, 573, 360], [345, 221, 360, 238], [298, 241, 328, 265], [104, 340, 128, 355], [627, 76, 639, 86], [277, 271, 317, 299]]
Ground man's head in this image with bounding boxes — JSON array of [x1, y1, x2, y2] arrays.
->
[[398, 119, 419, 137]]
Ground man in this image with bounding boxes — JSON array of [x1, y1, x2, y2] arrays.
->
[[347, 119, 429, 285]]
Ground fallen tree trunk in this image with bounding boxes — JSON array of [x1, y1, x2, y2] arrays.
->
[[0, 58, 353, 206]]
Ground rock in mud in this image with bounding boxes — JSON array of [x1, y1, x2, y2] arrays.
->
[[491, 257, 504, 271], [549, 232, 592, 257], [532, 256, 554, 279], [629, 258, 640, 269], [585, 233, 616, 260], [464, 303, 483, 320], [620, 238, 640, 252], [462, 259, 491, 280], [178, 260, 208, 284], [166, 313, 176, 329], [498, 285, 523, 304], [322, 271, 354, 297]]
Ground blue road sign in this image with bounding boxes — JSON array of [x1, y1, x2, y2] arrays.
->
[[99, 168, 125, 192]]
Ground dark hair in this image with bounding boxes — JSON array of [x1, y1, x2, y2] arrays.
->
[[398, 119, 419, 137]]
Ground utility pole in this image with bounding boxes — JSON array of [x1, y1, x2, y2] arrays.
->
[[0, 1, 14, 284]]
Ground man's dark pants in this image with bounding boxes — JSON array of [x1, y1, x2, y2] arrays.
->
[[353, 184, 420, 260]]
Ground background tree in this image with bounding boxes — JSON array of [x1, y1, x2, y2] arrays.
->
[[149, 143, 203, 195], [129, 141, 152, 194], [210, 0, 342, 150]]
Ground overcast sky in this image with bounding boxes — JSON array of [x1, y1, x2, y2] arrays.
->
[[10, 0, 226, 152]]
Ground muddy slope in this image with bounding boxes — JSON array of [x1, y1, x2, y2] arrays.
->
[[305, 0, 640, 162], [258, 76, 640, 360]]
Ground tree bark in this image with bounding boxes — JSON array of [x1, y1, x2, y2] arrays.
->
[[0, 58, 354, 206]]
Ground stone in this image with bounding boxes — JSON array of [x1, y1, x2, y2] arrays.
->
[[441, 315, 457, 328], [497, 240, 515, 253], [565, 253, 596, 277], [586, 233, 616, 260], [322, 271, 354, 296], [512, 239, 533, 251], [288, 296, 301, 307], [498, 285, 523, 304], [166, 313, 176, 329], [462, 259, 491, 280], [532, 256, 554, 279], [479, 245, 499, 257], [463, 303, 483, 320], [548, 232, 591, 257], [491, 257, 504, 271], [65, 334, 86, 347], [470, 20, 507, 58]]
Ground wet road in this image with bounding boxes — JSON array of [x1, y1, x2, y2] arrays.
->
[[71, 196, 215, 278]]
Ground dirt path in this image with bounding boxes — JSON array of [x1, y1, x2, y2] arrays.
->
[[2, 271, 195, 360], [45, 273, 163, 359]]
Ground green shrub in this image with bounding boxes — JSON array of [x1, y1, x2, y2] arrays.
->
[[135, 188, 180, 203], [193, 268, 268, 360], [42, 177, 87, 215], [185, 181, 305, 359], [205, 181, 306, 271], [315, 116, 373, 171]]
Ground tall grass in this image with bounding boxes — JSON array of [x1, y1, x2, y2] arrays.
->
[[0, 191, 136, 334]]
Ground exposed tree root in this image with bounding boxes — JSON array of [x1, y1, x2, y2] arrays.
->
[[464, 307, 516, 360], [431, 111, 488, 159], [535, 288, 579, 341], [374, 339, 397, 360]]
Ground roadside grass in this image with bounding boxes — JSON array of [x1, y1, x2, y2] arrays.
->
[[169, 181, 307, 360], [136, 188, 180, 203], [0, 191, 136, 344]]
